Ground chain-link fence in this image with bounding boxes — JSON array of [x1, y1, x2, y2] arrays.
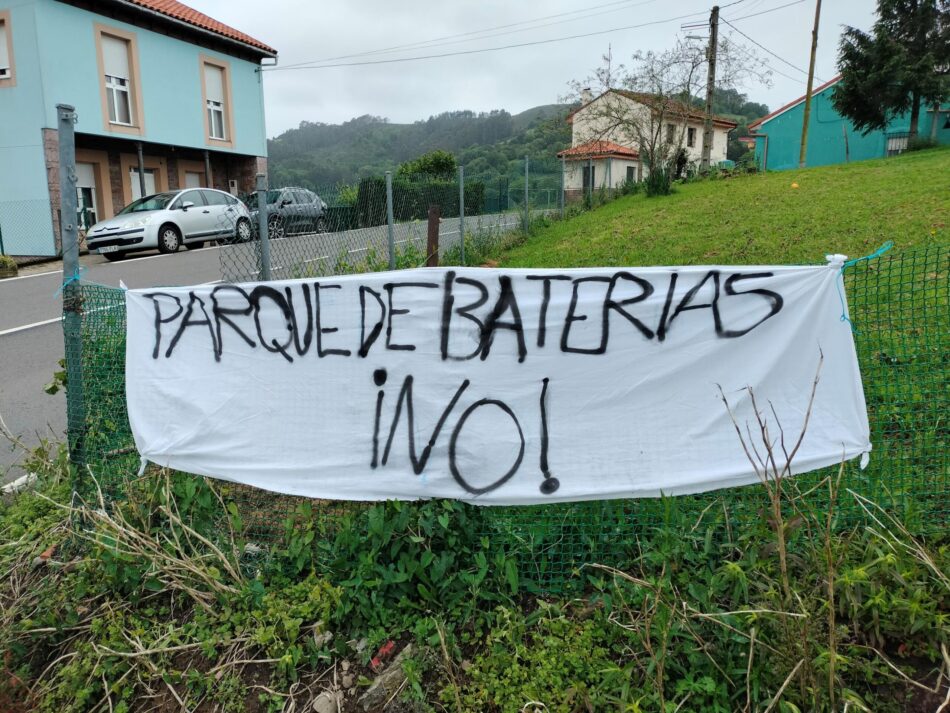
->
[[63, 239, 949, 588], [218, 158, 563, 282], [0, 199, 59, 257]]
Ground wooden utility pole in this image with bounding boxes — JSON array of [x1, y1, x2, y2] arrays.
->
[[700, 5, 719, 172], [426, 204, 440, 267], [798, 0, 822, 168]]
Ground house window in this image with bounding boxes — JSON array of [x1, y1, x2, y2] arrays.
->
[[203, 60, 231, 142], [0, 13, 14, 84], [666, 123, 675, 143], [626, 166, 637, 182], [76, 163, 99, 230], [129, 167, 156, 201], [582, 165, 595, 190], [885, 133, 909, 157], [687, 127, 696, 148], [102, 34, 134, 125]]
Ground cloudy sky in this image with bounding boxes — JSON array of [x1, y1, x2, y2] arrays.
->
[[194, 0, 878, 137]]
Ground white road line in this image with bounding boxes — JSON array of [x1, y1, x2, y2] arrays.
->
[[0, 316, 61, 337], [0, 244, 223, 285], [1, 300, 125, 338], [0, 268, 63, 283]]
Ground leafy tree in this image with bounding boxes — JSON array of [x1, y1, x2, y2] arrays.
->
[[712, 87, 769, 120], [267, 106, 567, 189], [832, 0, 950, 137], [397, 149, 457, 178]]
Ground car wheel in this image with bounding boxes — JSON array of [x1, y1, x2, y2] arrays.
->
[[103, 251, 126, 262], [268, 217, 285, 241], [316, 216, 328, 233], [235, 218, 252, 243], [185, 241, 205, 251], [157, 224, 182, 254]]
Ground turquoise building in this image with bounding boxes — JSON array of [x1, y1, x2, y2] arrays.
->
[[0, 0, 276, 256], [749, 76, 950, 172]]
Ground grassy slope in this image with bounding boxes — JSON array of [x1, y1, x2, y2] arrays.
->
[[501, 147, 950, 267]]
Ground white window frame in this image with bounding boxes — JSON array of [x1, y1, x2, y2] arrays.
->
[[200, 55, 234, 148], [687, 127, 696, 148], [95, 25, 143, 135], [207, 99, 226, 140], [105, 74, 133, 126], [0, 12, 15, 86]]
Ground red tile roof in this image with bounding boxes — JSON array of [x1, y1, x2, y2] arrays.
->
[[123, 0, 276, 55], [557, 140, 640, 160], [566, 89, 738, 129], [748, 75, 841, 130]]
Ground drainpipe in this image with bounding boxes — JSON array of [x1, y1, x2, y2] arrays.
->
[[204, 150, 213, 188], [136, 141, 146, 198]]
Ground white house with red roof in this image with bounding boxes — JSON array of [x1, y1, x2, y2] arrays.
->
[[0, 0, 277, 256], [558, 89, 736, 198]]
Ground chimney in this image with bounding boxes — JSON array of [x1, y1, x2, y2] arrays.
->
[[580, 87, 594, 104]]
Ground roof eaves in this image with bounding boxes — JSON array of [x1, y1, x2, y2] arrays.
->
[[748, 75, 841, 130], [114, 0, 277, 57]]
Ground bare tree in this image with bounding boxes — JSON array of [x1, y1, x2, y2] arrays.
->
[[566, 38, 771, 194]]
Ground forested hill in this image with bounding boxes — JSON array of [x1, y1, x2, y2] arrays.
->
[[267, 104, 572, 188]]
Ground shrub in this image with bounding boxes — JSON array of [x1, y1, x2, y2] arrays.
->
[[906, 136, 938, 152], [644, 164, 674, 197]]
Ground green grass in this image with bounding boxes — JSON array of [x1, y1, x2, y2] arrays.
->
[[492, 146, 950, 542], [502, 147, 950, 267]]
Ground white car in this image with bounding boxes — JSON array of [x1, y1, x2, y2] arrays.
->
[[86, 188, 252, 261]]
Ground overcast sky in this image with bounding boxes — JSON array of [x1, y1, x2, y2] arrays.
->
[[194, 0, 878, 137]]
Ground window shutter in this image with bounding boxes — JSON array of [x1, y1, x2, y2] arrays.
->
[[0, 22, 9, 71], [102, 34, 130, 79], [204, 64, 225, 103]]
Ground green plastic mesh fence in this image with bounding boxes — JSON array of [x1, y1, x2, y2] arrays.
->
[[66, 242, 949, 589]]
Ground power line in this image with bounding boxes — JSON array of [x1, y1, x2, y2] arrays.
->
[[278, 0, 665, 70], [267, 8, 711, 72], [682, 0, 795, 30], [727, 0, 806, 22], [721, 17, 824, 83], [725, 29, 808, 84]]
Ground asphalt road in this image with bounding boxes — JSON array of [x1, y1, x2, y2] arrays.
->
[[0, 244, 226, 480], [0, 211, 535, 481]]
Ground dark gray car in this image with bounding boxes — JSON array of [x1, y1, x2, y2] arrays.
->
[[247, 187, 327, 239]]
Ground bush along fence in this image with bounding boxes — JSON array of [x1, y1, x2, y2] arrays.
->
[[217, 156, 566, 283]]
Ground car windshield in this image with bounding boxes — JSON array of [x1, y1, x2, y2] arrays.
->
[[117, 193, 177, 214], [244, 191, 283, 209]]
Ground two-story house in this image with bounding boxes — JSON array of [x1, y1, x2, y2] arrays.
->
[[0, 0, 276, 257], [558, 89, 736, 199]]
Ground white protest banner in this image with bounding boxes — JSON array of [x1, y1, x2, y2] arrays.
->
[[126, 264, 871, 505]]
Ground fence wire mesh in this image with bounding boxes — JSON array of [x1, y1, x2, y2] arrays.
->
[[0, 199, 58, 256], [66, 234, 948, 589], [218, 162, 562, 282]]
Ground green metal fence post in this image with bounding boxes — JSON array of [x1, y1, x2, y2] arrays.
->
[[607, 156, 613, 199], [523, 155, 529, 233], [560, 156, 566, 218], [256, 173, 270, 280], [458, 165, 465, 266], [58, 103, 86, 469], [386, 171, 395, 270]]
